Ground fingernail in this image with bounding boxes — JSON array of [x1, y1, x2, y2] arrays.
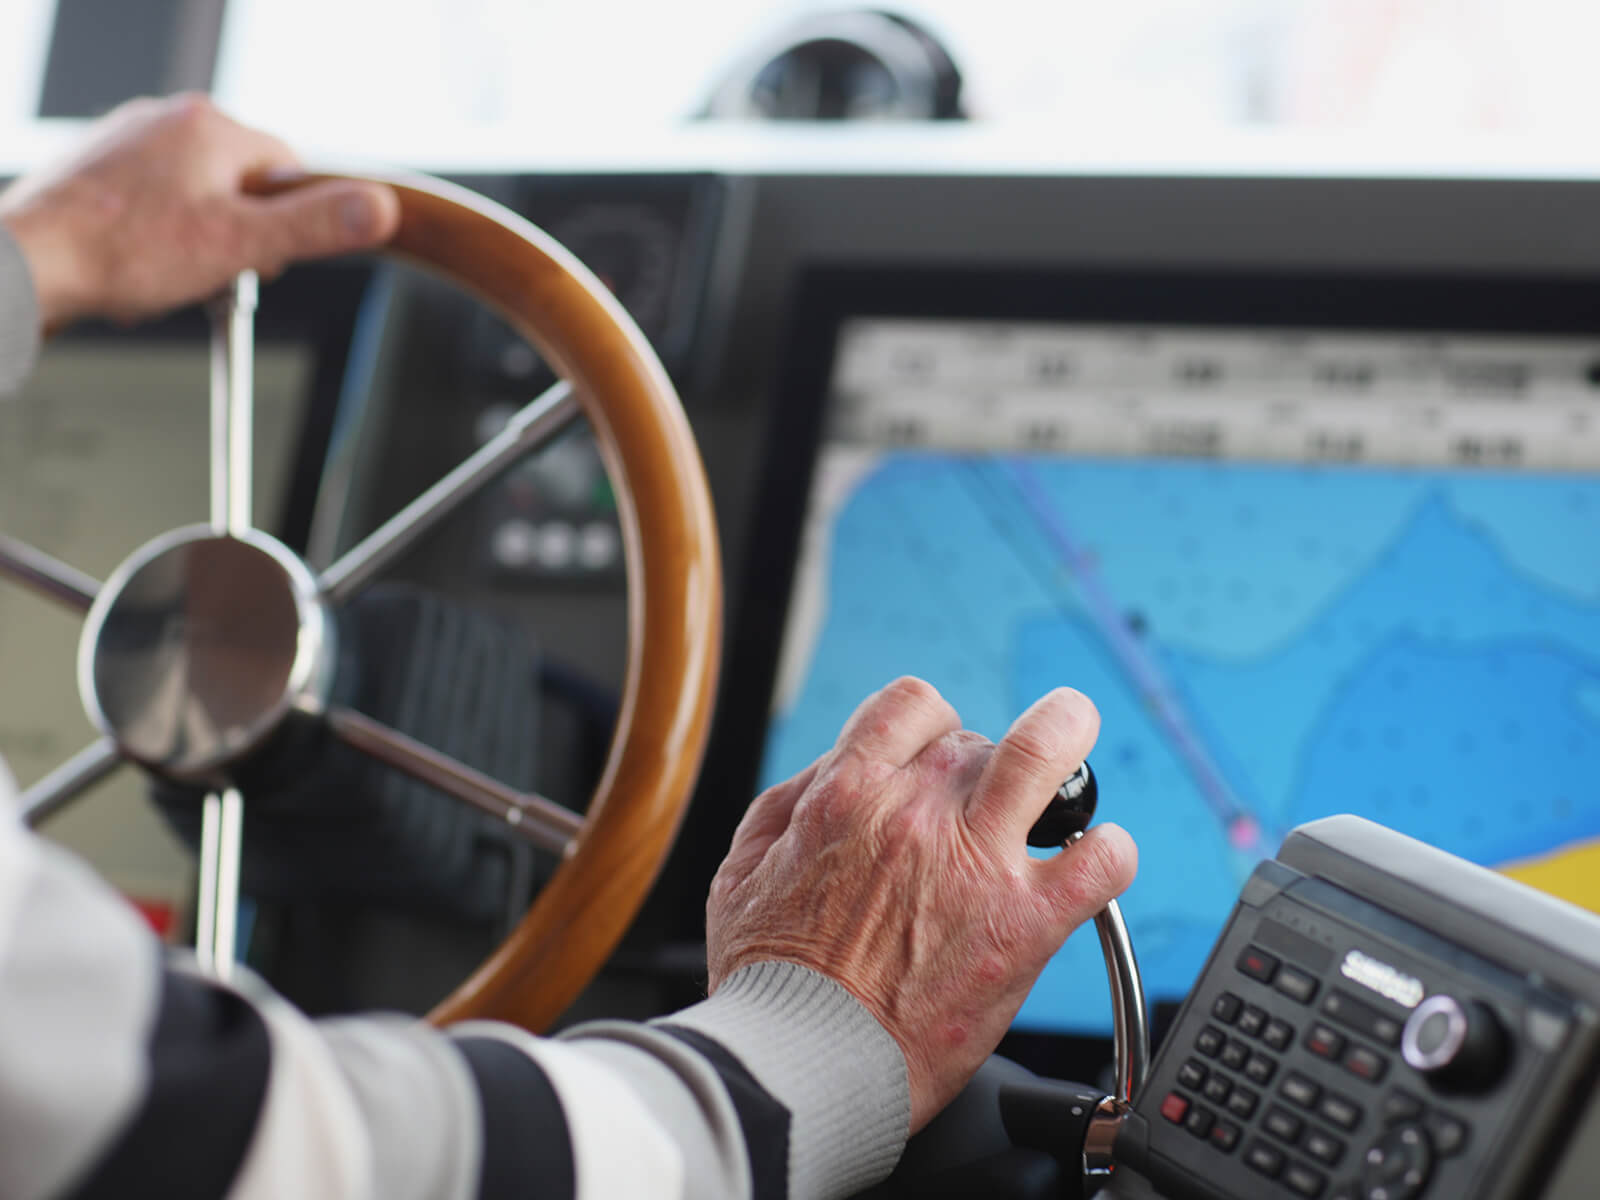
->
[[340, 192, 379, 239]]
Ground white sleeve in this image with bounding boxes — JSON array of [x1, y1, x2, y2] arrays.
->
[[0, 221, 41, 395]]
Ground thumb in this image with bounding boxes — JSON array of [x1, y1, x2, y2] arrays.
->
[[246, 180, 400, 268], [1035, 822, 1138, 931]]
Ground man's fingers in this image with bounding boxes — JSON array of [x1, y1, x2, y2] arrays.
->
[[833, 676, 962, 767], [1034, 822, 1138, 925], [246, 179, 401, 272], [714, 759, 820, 887], [736, 759, 817, 849], [966, 687, 1099, 848]]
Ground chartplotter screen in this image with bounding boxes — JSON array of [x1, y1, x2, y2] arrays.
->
[[754, 301, 1600, 1036]]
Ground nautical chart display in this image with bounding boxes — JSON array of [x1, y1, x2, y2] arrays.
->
[[760, 317, 1600, 1035]]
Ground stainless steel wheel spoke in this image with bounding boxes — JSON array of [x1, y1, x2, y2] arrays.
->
[[318, 380, 580, 603], [195, 788, 245, 980], [0, 533, 99, 613], [192, 275, 258, 980], [19, 737, 122, 826], [325, 704, 582, 855], [208, 272, 258, 536]]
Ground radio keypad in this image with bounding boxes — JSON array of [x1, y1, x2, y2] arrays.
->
[[1151, 925, 1497, 1200]]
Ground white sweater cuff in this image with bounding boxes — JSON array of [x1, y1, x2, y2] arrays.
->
[[656, 961, 910, 1199], [0, 222, 41, 396]]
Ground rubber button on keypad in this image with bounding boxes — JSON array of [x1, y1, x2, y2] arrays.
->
[[1221, 1039, 1250, 1070], [1209, 1119, 1242, 1153], [1264, 1019, 1295, 1052], [1160, 1092, 1189, 1124], [1343, 1044, 1388, 1084], [1244, 1053, 1277, 1086], [1275, 965, 1319, 1005], [1184, 1106, 1215, 1139], [1284, 1161, 1327, 1197], [1244, 1139, 1285, 1178], [1306, 1024, 1346, 1060], [1212, 992, 1243, 1024], [1282, 1072, 1321, 1110], [1323, 988, 1403, 1047], [1177, 1059, 1208, 1091], [1238, 1006, 1268, 1038], [1237, 945, 1281, 984], [1381, 1090, 1423, 1124], [1304, 1129, 1345, 1166], [1317, 1092, 1362, 1131], [1203, 1075, 1232, 1105], [1226, 1085, 1260, 1119], [1424, 1112, 1468, 1156], [1195, 1026, 1225, 1057], [1263, 1105, 1305, 1144]]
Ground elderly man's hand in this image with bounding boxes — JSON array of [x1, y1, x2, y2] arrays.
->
[[707, 677, 1138, 1133], [0, 93, 399, 328]]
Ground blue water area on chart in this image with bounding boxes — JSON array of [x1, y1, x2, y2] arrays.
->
[[759, 453, 1600, 1035]]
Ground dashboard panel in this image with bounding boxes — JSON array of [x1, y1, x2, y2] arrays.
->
[[271, 168, 1600, 1041], [9, 165, 1600, 1048]]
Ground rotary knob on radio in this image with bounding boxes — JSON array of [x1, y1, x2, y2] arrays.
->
[[1400, 994, 1509, 1091]]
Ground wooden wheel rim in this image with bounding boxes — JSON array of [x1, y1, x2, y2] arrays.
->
[[302, 172, 722, 1030]]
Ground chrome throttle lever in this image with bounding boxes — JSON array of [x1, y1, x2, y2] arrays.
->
[[1026, 762, 1150, 1182]]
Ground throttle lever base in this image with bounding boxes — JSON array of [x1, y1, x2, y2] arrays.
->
[[998, 1077, 1121, 1199]]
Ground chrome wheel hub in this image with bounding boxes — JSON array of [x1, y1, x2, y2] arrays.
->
[[78, 526, 332, 781]]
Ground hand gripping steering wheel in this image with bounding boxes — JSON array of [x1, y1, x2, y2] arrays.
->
[[0, 173, 723, 1033]]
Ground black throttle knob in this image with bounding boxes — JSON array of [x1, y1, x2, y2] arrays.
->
[[1027, 761, 1097, 847]]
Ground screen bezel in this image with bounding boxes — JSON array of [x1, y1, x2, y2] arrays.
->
[[693, 261, 1600, 1072]]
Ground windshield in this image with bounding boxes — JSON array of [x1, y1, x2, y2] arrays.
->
[[219, 0, 1600, 162], [6, 0, 1600, 172]]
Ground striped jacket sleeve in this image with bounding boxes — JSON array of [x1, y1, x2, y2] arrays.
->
[[0, 802, 909, 1200]]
